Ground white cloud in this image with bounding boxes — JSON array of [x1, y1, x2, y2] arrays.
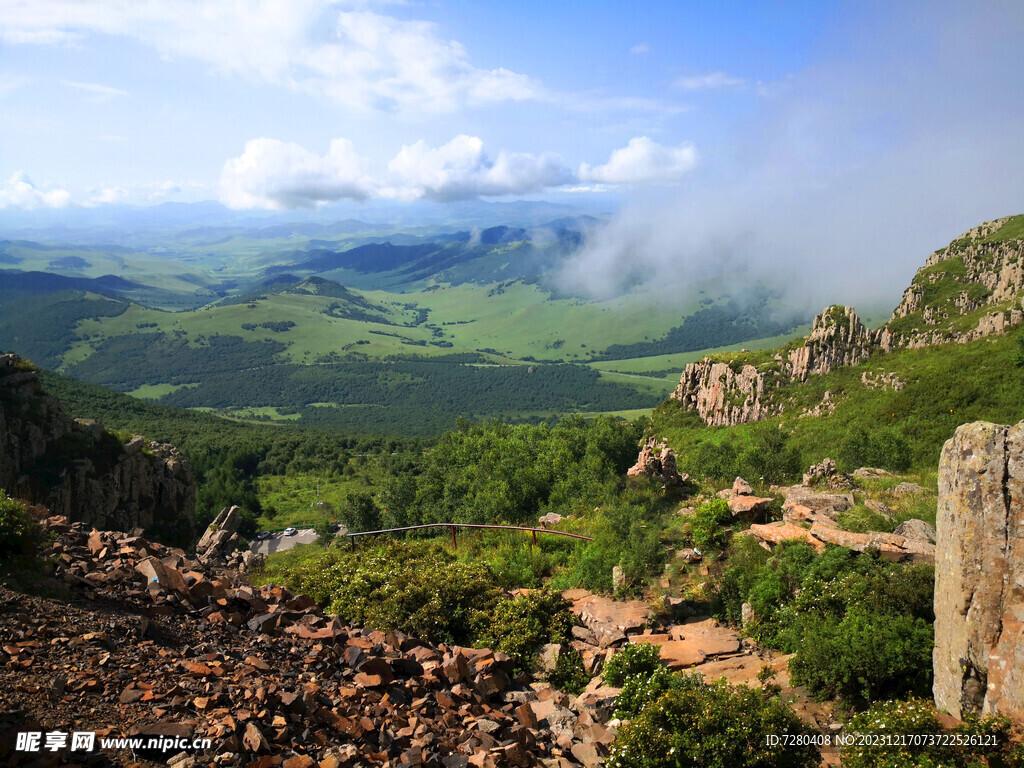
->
[[385, 135, 573, 201], [579, 137, 697, 184], [0, 171, 72, 209], [88, 186, 130, 205], [217, 133, 699, 208], [220, 137, 375, 209], [62, 80, 128, 102], [0, 1, 542, 115], [630, 42, 650, 55], [673, 71, 745, 90]]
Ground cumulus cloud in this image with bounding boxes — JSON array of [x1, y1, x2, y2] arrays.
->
[[673, 71, 746, 90], [0, 1, 541, 115], [385, 135, 573, 202], [218, 134, 698, 208], [220, 138, 375, 209], [0, 172, 71, 209], [579, 137, 697, 184]]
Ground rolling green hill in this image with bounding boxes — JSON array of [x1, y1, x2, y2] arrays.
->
[[0, 212, 812, 432]]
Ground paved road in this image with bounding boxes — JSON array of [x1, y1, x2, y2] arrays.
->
[[249, 528, 317, 556]]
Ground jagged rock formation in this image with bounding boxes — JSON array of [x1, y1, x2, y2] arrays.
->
[[195, 505, 261, 571], [626, 437, 686, 485], [671, 359, 769, 427], [933, 419, 1024, 721], [671, 215, 1024, 427], [672, 305, 877, 426], [886, 216, 1024, 349], [787, 305, 879, 381], [0, 353, 195, 539]]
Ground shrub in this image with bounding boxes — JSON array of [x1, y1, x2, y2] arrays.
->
[[255, 539, 501, 646], [689, 498, 732, 551], [607, 674, 820, 768], [612, 664, 684, 719], [338, 490, 381, 533], [559, 494, 667, 595], [788, 609, 934, 705], [841, 699, 1018, 768], [547, 646, 589, 695], [838, 427, 912, 473], [740, 424, 801, 485], [715, 542, 936, 708], [477, 588, 576, 674], [602, 642, 664, 687], [0, 494, 43, 561]]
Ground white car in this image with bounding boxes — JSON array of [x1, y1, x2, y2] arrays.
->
[[283, 527, 298, 536]]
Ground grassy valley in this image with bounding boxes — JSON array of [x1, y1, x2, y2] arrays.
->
[[0, 210, 809, 433]]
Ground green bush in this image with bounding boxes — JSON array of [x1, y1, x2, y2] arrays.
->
[[787, 609, 934, 705], [689, 498, 732, 551], [338, 490, 381, 532], [612, 664, 684, 719], [841, 699, 1018, 768], [313, 517, 335, 547], [547, 646, 589, 695], [838, 427, 912, 472], [558, 492, 667, 595], [602, 642, 664, 687], [0, 494, 43, 561], [254, 539, 501, 646], [715, 542, 936, 708], [607, 674, 820, 768], [740, 424, 801, 485], [477, 588, 576, 673]]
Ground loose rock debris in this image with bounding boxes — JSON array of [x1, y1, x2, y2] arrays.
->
[[0, 517, 625, 768]]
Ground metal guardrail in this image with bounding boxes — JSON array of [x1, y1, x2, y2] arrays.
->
[[345, 522, 593, 550]]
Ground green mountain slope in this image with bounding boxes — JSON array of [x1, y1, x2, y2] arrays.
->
[[653, 214, 1024, 475]]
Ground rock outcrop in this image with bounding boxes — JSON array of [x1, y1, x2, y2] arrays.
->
[[0, 354, 195, 539], [933, 420, 1024, 721], [786, 306, 878, 382], [671, 306, 878, 427], [195, 505, 261, 571], [670, 216, 1024, 427], [887, 217, 1024, 349], [626, 438, 686, 486], [671, 359, 769, 427]]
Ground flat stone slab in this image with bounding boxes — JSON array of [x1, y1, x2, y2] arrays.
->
[[775, 486, 854, 515], [565, 591, 651, 635], [727, 495, 774, 516], [746, 522, 825, 552]]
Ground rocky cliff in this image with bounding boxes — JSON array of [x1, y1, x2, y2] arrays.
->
[[672, 305, 878, 426], [885, 216, 1024, 349], [671, 215, 1024, 427], [0, 353, 195, 539], [933, 419, 1024, 721]]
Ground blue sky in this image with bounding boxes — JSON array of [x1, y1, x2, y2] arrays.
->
[[0, 0, 1021, 281], [0, 1, 843, 208]]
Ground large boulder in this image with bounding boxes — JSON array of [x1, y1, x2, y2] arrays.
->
[[933, 420, 1024, 721], [196, 505, 245, 564]]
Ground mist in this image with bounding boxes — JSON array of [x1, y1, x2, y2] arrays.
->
[[556, 0, 1024, 319]]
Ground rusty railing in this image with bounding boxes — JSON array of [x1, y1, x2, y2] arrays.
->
[[345, 522, 592, 550]]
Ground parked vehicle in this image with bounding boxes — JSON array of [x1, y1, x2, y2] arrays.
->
[[283, 527, 298, 536]]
